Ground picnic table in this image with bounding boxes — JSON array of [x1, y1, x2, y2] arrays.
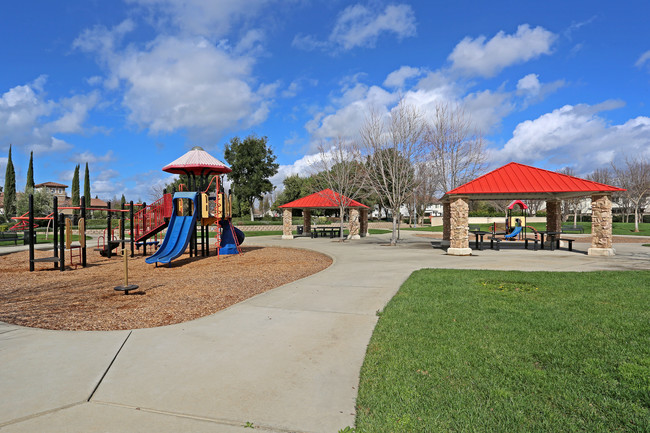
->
[[311, 226, 341, 238], [539, 231, 561, 250], [469, 230, 491, 250]]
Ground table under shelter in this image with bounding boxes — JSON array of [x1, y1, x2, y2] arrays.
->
[[278, 189, 369, 240], [440, 162, 625, 256]]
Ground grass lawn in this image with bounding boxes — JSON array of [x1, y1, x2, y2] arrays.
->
[[0, 234, 89, 247], [355, 269, 650, 432]]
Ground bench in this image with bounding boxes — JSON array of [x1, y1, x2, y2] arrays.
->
[[524, 238, 539, 251], [490, 237, 502, 251], [561, 225, 584, 233], [555, 238, 575, 251], [0, 231, 26, 245], [311, 226, 341, 238]]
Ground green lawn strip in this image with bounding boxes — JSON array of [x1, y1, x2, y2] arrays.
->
[[356, 269, 650, 432]]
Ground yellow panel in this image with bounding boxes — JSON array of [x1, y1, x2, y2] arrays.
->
[[78, 218, 85, 248], [216, 193, 224, 219], [65, 218, 72, 249], [201, 193, 209, 218]]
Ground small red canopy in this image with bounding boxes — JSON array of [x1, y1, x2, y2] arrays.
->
[[508, 200, 528, 210], [279, 189, 368, 209], [163, 146, 231, 175]]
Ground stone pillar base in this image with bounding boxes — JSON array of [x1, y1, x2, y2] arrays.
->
[[447, 247, 472, 256], [348, 234, 361, 240], [588, 247, 615, 256], [282, 235, 294, 240]]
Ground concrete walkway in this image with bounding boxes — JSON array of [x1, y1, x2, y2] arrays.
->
[[1, 232, 649, 432]]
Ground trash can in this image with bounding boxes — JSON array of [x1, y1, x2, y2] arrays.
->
[[297, 225, 304, 235]]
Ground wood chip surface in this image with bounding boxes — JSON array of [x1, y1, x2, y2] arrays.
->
[[0, 247, 332, 331]]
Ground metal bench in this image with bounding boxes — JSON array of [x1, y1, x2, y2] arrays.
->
[[561, 225, 584, 233], [555, 238, 575, 251], [0, 231, 25, 245]]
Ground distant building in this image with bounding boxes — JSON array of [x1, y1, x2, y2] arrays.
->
[[34, 182, 68, 200]]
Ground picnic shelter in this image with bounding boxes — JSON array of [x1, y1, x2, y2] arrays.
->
[[278, 189, 369, 239], [439, 162, 625, 256]]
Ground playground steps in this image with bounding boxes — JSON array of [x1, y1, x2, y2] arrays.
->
[[133, 194, 172, 242]]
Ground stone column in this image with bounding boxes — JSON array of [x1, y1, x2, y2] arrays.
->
[[360, 208, 368, 237], [448, 196, 471, 256], [282, 208, 293, 239], [589, 193, 615, 256], [303, 208, 312, 234], [545, 200, 562, 234], [348, 208, 360, 239], [442, 201, 451, 248]]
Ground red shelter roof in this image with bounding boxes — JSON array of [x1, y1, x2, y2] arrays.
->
[[442, 162, 624, 200], [163, 146, 231, 175], [279, 189, 368, 209]]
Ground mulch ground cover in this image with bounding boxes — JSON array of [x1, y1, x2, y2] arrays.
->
[[0, 246, 331, 331]]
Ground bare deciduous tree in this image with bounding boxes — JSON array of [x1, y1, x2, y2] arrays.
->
[[612, 157, 649, 232], [311, 138, 366, 240], [357, 101, 427, 245], [425, 103, 487, 196], [557, 167, 583, 224]]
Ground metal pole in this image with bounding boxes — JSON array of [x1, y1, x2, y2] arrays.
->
[[130, 201, 135, 257], [53, 196, 58, 269], [121, 201, 126, 251], [59, 213, 65, 271], [80, 196, 87, 267], [142, 201, 147, 256], [29, 194, 34, 272], [107, 202, 112, 258]]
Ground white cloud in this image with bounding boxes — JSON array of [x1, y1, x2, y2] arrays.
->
[[448, 24, 557, 77], [0, 77, 98, 155], [383, 66, 422, 88], [516, 73, 541, 94], [70, 150, 116, 164], [75, 21, 273, 139], [492, 100, 650, 173], [124, 0, 275, 39], [635, 50, 650, 68], [270, 152, 320, 188], [516, 73, 565, 103], [293, 3, 416, 52], [330, 3, 416, 50]]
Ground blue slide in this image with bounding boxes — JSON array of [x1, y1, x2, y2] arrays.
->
[[219, 219, 245, 255], [145, 192, 199, 265], [505, 226, 523, 239]]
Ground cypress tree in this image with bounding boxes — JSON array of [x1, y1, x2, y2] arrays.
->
[[71, 164, 80, 216], [3, 145, 16, 218], [83, 163, 91, 208], [25, 151, 34, 192]]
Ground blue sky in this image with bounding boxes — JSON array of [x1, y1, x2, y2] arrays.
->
[[1, 0, 649, 202]]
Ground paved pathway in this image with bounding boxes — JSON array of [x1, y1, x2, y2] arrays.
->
[[1, 233, 649, 432]]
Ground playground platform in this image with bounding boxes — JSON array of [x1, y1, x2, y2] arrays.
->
[[1, 232, 649, 432]]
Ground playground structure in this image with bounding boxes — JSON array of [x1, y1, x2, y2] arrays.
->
[[500, 200, 538, 241], [15, 146, 244, 271]]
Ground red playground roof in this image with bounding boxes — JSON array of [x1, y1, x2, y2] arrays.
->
[[279, 189, 368, 209], [163, 146, 231, 175], [443, 162, 624, 200]]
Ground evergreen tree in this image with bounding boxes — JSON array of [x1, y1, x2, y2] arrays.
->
[[224, 135, 279, 221], [3, 145, 16, 218], [83, 163, 91, 208], [120, 194, 126, 207], [25, 151, 34, 192], [71, 164, 80, 216]]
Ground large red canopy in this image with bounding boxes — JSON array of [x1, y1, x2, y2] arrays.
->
[[442, 162, 624, 200], [163, 146, 231, 175], [279, 189, 368, 209]]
